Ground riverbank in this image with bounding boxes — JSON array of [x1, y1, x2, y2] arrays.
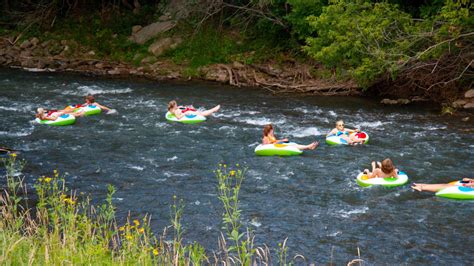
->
[[0, 36, 359, 94], [1, 34, 473, 110]]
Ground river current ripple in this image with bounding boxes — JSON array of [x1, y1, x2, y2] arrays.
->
[[0, 69, 473, 264]]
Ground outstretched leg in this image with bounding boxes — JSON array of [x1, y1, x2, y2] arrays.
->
[[294, 141, 319, 150], [198, 105, 220, 117], [411, 183, 453, 192]]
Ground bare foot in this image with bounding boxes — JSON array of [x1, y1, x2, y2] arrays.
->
[[411, 183, 423, 192], [308, 141, 319, 150]]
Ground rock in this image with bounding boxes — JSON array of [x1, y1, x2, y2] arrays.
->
[[204, 68, 228, 82], [148, 37, 182, 56], [130, 21, 176, 44], [41, 40, 51, 48], [19, 40, 31, 49], [20, 58, 35, 68], [464, 102, 474, 109], [452, 99, 467, 108], [95, 63, 105, 69], [141, 56, 156, 64], [233, 61, 245, 68], [132, 25, 142, 33], [462, 117, 470, 122], [381, 98, 398, 105], [465, 89, 474, 98], [108, 69, 121, 75], [30, 37, 40, 46], [397, 98, 410, 105], [36, 59, 47, 69], [411, 96, 427, 102], [20, 50, 32, 58], [87, 51, 95, 56], [158, 14, 172, 21]]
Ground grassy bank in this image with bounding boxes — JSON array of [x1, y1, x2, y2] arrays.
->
[[1, 154, 363, 265]]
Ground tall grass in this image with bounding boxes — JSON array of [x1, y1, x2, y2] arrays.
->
[[0, 154, 362, 265]]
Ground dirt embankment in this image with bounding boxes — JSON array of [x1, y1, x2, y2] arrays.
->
[[1, 35, 473, 109], [0, 36, 358, 94]]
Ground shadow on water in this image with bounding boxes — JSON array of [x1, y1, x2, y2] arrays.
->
[[0, 68, 473, 264]]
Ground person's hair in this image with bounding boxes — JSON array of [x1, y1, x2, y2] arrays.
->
[[381, 158, 395, 174], [85, 95, 95, 103], [263, 124, 273, 137], [336, 120, 344, 126], [168, 100, 177, 111], [36, 108, 45, 119]]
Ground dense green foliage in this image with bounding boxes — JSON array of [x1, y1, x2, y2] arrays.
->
[[302, 0, 472, 87], [0, 0, 471, 90]]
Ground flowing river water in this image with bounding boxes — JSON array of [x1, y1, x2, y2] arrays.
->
[[0, 68, 473, 264]]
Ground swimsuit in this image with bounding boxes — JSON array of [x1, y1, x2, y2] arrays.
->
[[336, 131, 349, 136]]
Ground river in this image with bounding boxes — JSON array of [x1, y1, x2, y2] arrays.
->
[[0, 68, 473, 264]]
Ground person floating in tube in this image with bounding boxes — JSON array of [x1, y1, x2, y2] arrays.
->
[[167, 100, 220, 120], [262, 124, 319, 150]]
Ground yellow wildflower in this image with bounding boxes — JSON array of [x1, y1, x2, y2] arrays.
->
[[153, 249, 159, 256], [119, 226, 125, 231], [125, 234, 133, 240], [229, 170, 236, 176], [138, 228, 145, 234], [44, 177, 52, 183], [133, 219, 140, 226], [10, 153, 17, 158]]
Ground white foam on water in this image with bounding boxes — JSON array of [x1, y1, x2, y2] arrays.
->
[[237, 117, 286, 126], [128, 165, 144, 171], [0, 106, 21, 111], [163, 171, 188, 177], [194, 200, 200, 206], [328, 231, 342, 237], [250, 218, 262, 227], [154, 178, 167, 182], [248, 142, 259, 147], [241, 110, 260, 115], [328, 111, 337, 117], [213, 112, 239, 118], [0, 129, 32, 137], [294, 107, 324, 115], [289, 127, 322, 138], [60, 85, 133, 95], [425, 125, 447, 130], [335, 206, 369, 218], [354, 121, 388, 129], [167, 156, 178, 161]]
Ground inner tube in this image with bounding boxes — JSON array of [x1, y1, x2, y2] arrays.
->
[[68, 104, 102, 116], [255, 143, 303, 156], [74, 104, 102, 116], [436, 181, 474, 200], [326, 131, 369, 146], [356, 171, 408, 188], [35, 114, 76, 126], [165, 111, 206, 124]]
